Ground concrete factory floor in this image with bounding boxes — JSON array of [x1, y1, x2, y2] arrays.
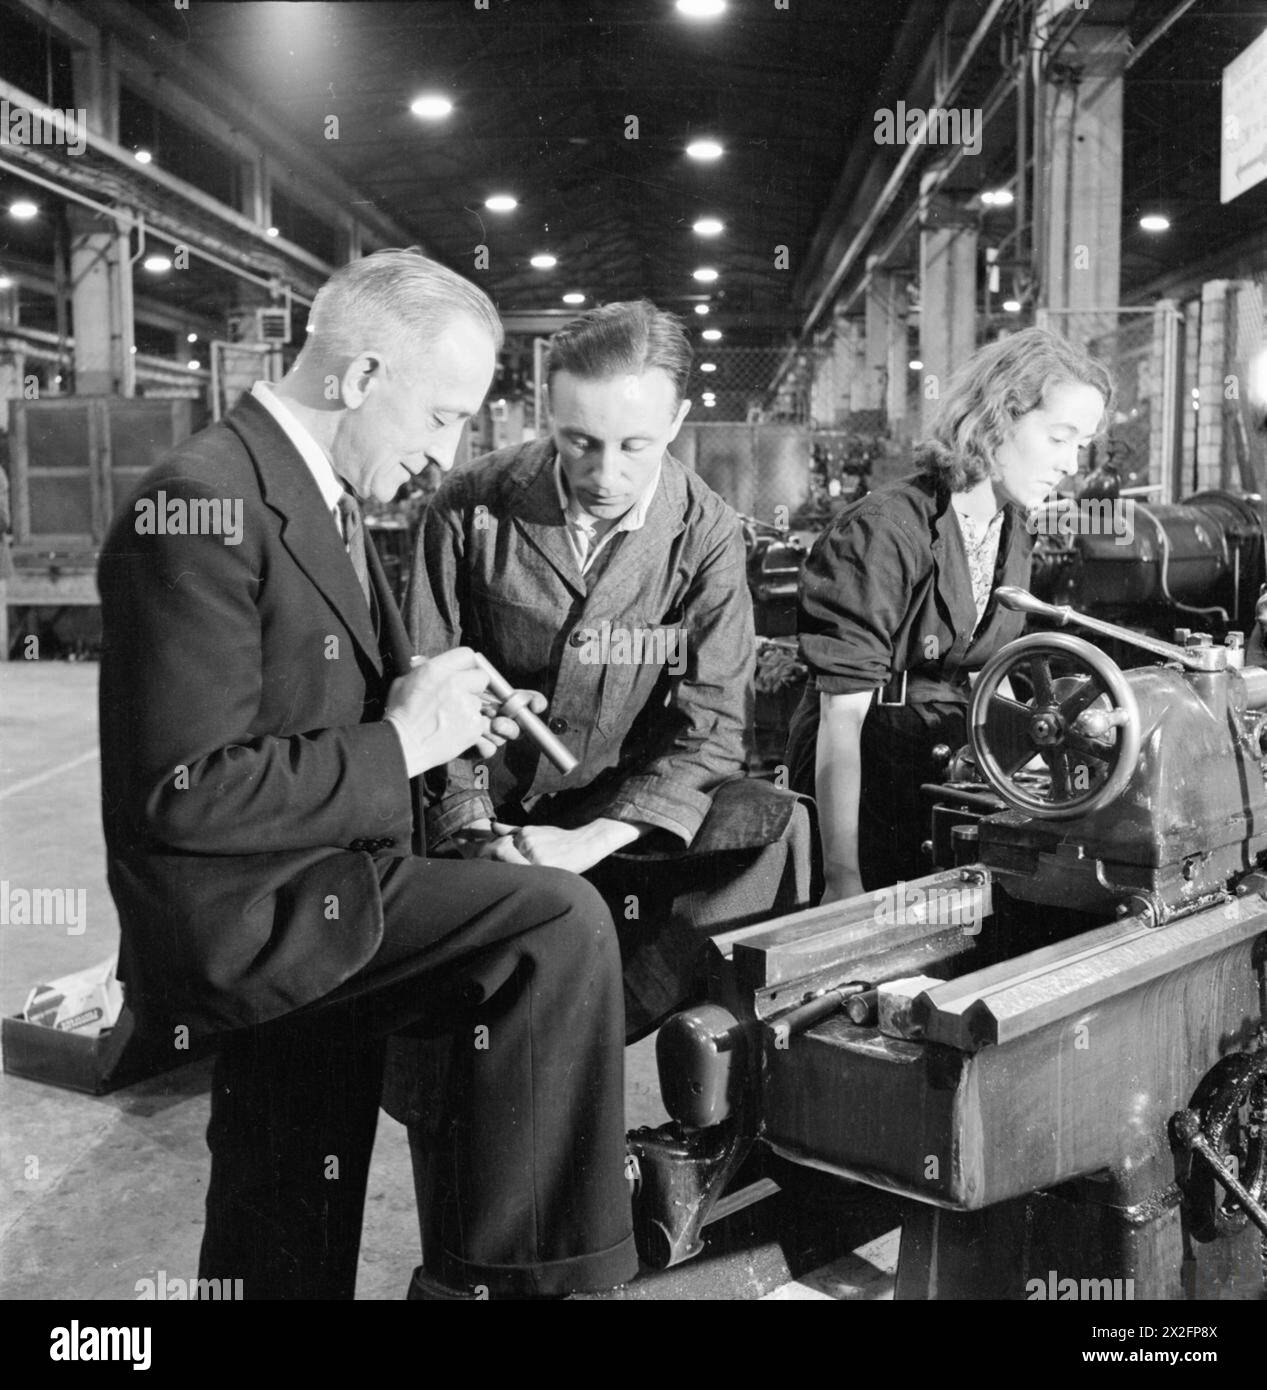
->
[[0, 661, 898, 1302]]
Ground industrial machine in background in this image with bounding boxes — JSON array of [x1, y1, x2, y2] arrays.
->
[[630, 588, 1266, 1300], [1029, 483, 1266, 652]]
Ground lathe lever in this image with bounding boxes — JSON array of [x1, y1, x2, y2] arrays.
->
[[994, 585, 1225, 671]]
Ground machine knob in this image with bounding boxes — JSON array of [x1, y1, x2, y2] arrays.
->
[[1184, 632, 1213, 648], [1173, 628, 1192, 645]]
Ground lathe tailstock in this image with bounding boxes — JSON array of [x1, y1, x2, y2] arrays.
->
[[630, 590, 1267, 1299]]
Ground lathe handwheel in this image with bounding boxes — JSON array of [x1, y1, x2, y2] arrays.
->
[[969, 633, 1141, 820]]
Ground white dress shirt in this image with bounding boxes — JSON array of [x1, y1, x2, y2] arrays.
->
[[552, 451, 662, 573], [250, 382, 423, 777], [251, 381, 346, 538]]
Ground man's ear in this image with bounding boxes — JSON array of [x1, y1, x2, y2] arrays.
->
[[666, 396, 691, 443], [340, 351, 385, 409]]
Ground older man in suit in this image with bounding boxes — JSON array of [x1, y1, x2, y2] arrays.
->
[[97, 249, 637, 1299]]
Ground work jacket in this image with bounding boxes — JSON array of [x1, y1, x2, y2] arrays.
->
[[408, 438, 754, 847]]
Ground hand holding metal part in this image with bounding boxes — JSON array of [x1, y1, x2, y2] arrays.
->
[[410, 651, 578, 774]]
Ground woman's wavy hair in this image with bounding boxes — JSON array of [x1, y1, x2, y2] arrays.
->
[[914, 327, 1115, 491]]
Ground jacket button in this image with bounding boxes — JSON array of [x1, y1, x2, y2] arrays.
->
[[568, 630, 587, 647], [548, 716, 569, 734]]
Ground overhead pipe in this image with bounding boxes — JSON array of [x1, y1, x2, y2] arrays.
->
[[0, 156, 312, 304]]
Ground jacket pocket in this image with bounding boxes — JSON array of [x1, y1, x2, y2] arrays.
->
[[595, 618, 680, 736]]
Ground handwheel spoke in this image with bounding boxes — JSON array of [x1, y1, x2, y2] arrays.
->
[[986, 695, 1035, 774], [1049, 748, 1071, 798], [1029, 656, 1056, 707], [1059, 676, 1105, 723], [1065, 729, 1113, 764]]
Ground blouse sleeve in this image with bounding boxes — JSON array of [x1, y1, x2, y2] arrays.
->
[[797, 502, 926, 695]]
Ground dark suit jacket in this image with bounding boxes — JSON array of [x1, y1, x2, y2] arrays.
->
[[97, 395, 420, 1036]]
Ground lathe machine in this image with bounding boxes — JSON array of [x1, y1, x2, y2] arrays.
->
[[630, 588, 1267, 1299]]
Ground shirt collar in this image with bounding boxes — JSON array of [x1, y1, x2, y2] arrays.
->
[[551, 449, 662, 535], [251, 381, 346, 515]]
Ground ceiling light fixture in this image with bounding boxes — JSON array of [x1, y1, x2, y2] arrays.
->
[[143, 255, 172, 273], [700, 362, 717, 373], [410, 94, 453, 120], [266, 226, 280, 238], [530, 254, 557, 269], [909, 359, 924, 371], [1002, 299, 1022, 313], [134, 149, 153, 165], [1140, 213, 1170, 232], [693, 217, 724, 237], [9, 199, 37, 220], [693, 267, 718, 283], [694, 304, 710, 315], [702, 328, 722, 341], [677, 0, 727, 16], [686, 139, 723, 161], [562, 292, 585, 304], [485, 194, 517, 212], [981, 188, 1013, 206]]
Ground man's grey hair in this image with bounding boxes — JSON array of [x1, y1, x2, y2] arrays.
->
[[306, 247, 504, 370]]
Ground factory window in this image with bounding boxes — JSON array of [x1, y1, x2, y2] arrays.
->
[[118, 86, 240, 208], [0, 12, 74, 111], [269, 185, 339, 265]]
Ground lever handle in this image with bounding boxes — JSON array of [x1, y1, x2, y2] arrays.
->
[[995, 586, 1069, 623]]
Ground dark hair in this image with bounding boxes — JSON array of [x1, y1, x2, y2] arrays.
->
[[545, 300, 693, 401], [914, 326, 1115, 491]]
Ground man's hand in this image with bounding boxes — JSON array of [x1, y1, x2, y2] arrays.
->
[[386, 648, 547, 773], [453, 817, 645, 875], [451, 818, 529, 864], [508, 818, 644, 875]]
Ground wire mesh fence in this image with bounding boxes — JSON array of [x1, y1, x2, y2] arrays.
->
[[685, 345, 823, 425], [675, 421, 811, 526]]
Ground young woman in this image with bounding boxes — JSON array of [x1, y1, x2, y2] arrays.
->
[[786, 327, 1114, 903]]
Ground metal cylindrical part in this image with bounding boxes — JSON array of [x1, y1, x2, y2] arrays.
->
[[471, 653, 579, 773], [767, 983, 866, 1039], [844, 989, 879, 1026], [1239, 665, 1267, 710]]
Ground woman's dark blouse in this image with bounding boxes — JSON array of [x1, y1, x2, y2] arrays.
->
[[796, 470, 1033, 702]]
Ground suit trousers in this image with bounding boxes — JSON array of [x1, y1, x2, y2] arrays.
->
[[197, 855, 638, 1299]]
